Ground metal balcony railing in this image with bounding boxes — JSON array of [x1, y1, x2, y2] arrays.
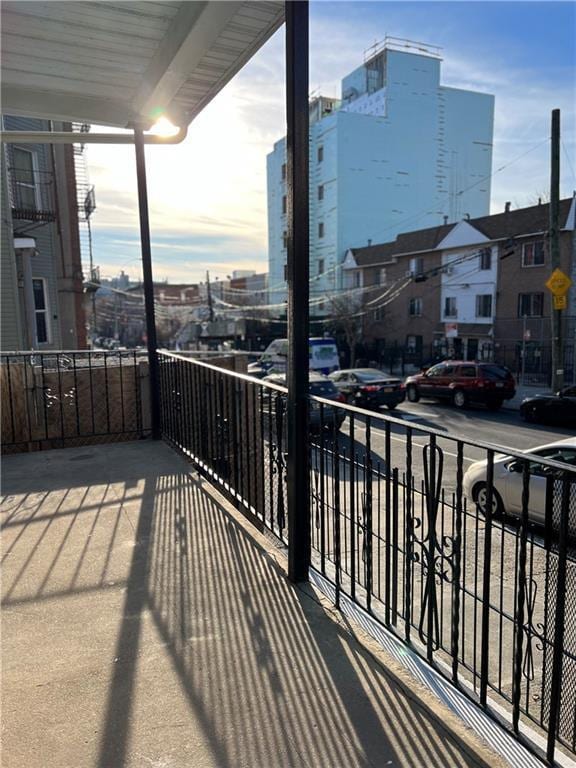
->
[[7, 167, 56, 222], [158, 350, 576, 766], [1, 350, 150, 451]]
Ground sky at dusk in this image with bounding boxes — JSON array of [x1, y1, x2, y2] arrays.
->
[[86, 1, 576, 284]]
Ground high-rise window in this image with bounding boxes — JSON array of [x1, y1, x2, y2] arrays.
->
[[282, 195, 287, 214], [317, 145, 324, 163], [281, 163, 286, 180], [318, 222, 325, 238], [318, 184, 324, 201], [282, 230, 287, 250], [318, 259, 325, 275], [32, 278, 49, 343]]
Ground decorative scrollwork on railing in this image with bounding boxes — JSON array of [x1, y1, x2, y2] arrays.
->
[[522, 576, 539, 681], [360, 492, 368, 565], [312, 450, 322, 530], [43, 385, 78, 409], [43, 387, 59, 409], [416, 440, 448, 650], [271, 394, 287, 532]]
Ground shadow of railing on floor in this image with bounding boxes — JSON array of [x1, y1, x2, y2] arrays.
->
[[2, 455, 487, 768]]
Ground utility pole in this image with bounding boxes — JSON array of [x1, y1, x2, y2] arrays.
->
[[550, 109, 562, 392], [206, 270, 215, 322], [521, 315, 527, 386], [113, 289, 119, 341]]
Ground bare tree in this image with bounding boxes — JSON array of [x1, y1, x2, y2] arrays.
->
[[324, 291, 364, 367]]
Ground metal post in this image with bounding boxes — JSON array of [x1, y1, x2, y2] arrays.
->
[[521, 314, 527, 386], [134, 127, 161, 439], [286, 0, 310, 582], [206, 270, 215, 323], [550, 109, 563, 392]]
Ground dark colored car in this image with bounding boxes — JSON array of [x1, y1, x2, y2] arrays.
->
[[329, 368, 405, 410], [264, 371, 346, 432], [404, 361, 516, 410], [263, 373, 346, 433], [520, 386, 576, 426]]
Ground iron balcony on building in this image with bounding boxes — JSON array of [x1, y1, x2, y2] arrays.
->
[[8, 166, 56, 223]]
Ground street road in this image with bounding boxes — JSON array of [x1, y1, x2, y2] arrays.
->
[[334, 398, 575, 498]]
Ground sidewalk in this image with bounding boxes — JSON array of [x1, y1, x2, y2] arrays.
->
[[1, 442, 508, 768]]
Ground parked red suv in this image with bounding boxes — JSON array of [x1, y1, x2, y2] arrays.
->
[[404, 361, 516, 410]]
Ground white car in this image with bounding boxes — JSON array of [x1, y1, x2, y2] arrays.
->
[[463, 438, 576, 524]]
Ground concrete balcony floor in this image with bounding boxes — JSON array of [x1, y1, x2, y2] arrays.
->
[[1, 441, 506, 768]]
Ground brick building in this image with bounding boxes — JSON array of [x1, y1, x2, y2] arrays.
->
[[345, 197, 576, 381]]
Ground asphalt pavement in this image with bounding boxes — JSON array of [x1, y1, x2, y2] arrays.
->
[[376, 398, 573, 452]]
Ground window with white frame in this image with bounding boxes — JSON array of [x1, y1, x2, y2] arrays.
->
[[479, 248, 492, 270], [475, 294, 492, 317], [13, 147, 38, 209], [522, 241, 545, 267], [444, 296, 457, 318], [32, 278, 50, 343], [409, 297, 422, 316], [409, 256, 424, 276], [518, 292, 544, 317]]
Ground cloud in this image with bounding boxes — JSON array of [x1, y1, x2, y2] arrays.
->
[[87, 2, 575, 279]]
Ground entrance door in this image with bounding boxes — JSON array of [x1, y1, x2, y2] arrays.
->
[[467, 338, 478, 361]]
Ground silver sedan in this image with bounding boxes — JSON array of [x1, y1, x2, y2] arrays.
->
[[463, 438, 576, 524]]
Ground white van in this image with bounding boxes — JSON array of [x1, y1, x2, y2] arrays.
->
[[258, 337, 339, 375]]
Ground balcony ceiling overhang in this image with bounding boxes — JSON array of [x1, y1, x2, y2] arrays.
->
[[0, 1, 283, 129]]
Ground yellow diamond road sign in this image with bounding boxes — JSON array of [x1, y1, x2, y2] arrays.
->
[[545, 268, 572, 296]]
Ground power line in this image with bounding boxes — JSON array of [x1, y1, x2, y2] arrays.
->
[[561, 139, 576, 186]]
